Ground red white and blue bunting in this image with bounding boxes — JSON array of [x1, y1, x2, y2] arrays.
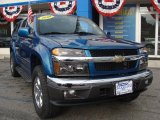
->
[[92, 0, 126, 17], [150, 0, 160, 13], [147, 6, 158, 20], [0, 6, 23, 22], [49, 0, 76, 15]]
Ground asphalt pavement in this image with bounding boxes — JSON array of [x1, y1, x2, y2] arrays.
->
[[0, 59, 160, 120]]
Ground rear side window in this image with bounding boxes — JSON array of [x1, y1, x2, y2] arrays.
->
[[13, 22, 21, 34], [21, 19, 27, 27]]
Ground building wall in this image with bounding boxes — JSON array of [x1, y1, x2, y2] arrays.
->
[[77, 0, 92, 19], [0, 0, 159, 58]]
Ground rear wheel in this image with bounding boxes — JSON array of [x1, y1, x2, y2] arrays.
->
[[10, 52, 20, 77], [118, 93, 140, 102], [32, 65, 60, 119]]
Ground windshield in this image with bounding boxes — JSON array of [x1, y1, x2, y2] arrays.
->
[[37, 15, 105, 36]]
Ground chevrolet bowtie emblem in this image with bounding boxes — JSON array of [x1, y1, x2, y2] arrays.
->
[[113, 55, 125, 63]]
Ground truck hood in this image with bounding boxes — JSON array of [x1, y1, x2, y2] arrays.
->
[[40, 34, 143, 50]]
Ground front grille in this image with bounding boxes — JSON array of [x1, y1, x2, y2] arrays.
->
[[95, 61, 137, 71], [90, 49, 138, 73], [90, 49, 138, 57]]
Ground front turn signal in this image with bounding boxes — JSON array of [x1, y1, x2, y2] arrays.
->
[[54, 62, 60, 76]]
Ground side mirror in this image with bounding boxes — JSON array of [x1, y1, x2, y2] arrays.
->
[[18, 28, 30, 38]]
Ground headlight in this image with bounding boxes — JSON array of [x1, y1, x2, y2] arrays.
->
[[52, 48, 85, 57], [139, 57, 148, 70], [139, 47, 148, 54], [52, 48, 89, 77], [139, 48, 148, 70], [54, 61, 89, 76]]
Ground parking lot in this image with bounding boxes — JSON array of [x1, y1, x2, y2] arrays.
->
[[0, 59, 160, 120]]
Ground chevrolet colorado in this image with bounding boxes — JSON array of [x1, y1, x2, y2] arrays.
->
[[10, 14, 153, 118]]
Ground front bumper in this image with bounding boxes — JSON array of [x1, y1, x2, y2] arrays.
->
[[47, 69, 153, 106]]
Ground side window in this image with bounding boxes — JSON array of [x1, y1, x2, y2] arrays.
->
[[13, 23, 20, 34], [21, 19, 27, 28], [12, 25, 17, 34], [26, 20, 34, 34]]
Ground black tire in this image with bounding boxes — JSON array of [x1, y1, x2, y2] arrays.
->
[[32, 65, 60, 119], [118, 93, 140, 102], [10, 52, 20, 77]]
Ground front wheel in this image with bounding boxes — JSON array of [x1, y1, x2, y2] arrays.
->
[[32, 65, 60, 119]]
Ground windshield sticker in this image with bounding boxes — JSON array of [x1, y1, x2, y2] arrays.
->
[[38, 15, 54, 20]]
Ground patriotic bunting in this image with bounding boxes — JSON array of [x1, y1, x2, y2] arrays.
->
[[92, 0, 126, 17], [150, 0, 160, 13], [49, 0, 76, 15], [147, 7, 157, 20], [0, 6, 23, 22]]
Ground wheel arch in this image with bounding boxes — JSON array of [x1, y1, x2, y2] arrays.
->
[[30, 53, 42, 73], [30, 47, 54, 77]]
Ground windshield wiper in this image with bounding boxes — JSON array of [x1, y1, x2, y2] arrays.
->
[[41, 32, 68, 35], [74, 32, 95, 35]]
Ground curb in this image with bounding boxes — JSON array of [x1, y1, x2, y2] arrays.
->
[[148, 60, 160, 69], [0, 55, 9, 60], [0, 56, 4, 60]]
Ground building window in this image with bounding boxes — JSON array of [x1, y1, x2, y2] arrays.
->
[[140, 4, 160, 57], [103, 5, 136, 41], [0, 14, 11, 48], [141, 14, 156, 55]]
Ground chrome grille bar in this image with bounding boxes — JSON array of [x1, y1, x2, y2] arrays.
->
[[53, 55, 144, 63]]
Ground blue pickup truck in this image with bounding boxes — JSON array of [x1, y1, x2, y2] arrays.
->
[[10, 14, 153, 118]]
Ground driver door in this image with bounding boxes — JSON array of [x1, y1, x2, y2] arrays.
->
[[18, 19, 33, 75]]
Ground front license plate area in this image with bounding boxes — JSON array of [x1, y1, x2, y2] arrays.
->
[[116, 81, 133, 96]]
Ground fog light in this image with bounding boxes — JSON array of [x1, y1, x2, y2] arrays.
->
[[64, 90, 76, 98]]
